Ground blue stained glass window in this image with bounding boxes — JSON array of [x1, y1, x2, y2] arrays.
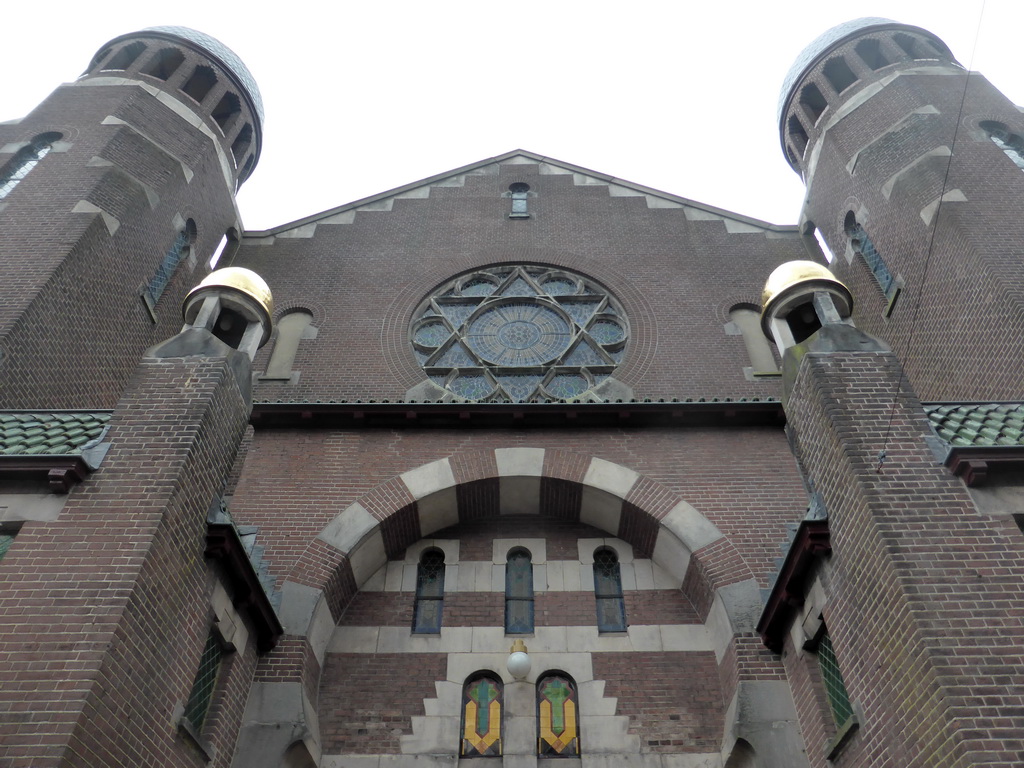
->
[[564, 340, 606, 367], [593, 548, 626, 632], [505, 549, 534, 634], [413, 549, 445, 633], [546, 374, 589, 399], [845, 216, 898, 302], [462, 278, 498, 296], [434, 342, 475, 367], [0, 134, 59, 200], [451, 373, 494, 400], [541, 278, 577, 296], [557, 298, 602, 326], [146, 224, 193, 305], [499, 277, 538, 297], [465, 303, 572, 367], [414, 321, 450, 348], [588, 319, 625, 345], [412, 266, 627, 402], [438, 302, 479, 330], [496, 374, 542, 402]]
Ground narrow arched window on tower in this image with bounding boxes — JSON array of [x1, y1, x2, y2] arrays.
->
[[593, 547, 626, 632], [845, 213, 900, 314], [0, 133, 61, 201], [413, 548, 445, 633], [981, 121, 1024, 171], [508, 182, 531, 219], [461, 673, 503, 757], [537, 673, 580, 757], [505, 548, 534, 634], [145, 220, 196, 307]]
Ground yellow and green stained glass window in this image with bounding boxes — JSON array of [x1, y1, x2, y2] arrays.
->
[[537, 673, 579, 757], [461, 674, 503, 757]]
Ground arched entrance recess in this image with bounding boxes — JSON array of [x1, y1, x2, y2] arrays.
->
[[230, 448, 801, 768]]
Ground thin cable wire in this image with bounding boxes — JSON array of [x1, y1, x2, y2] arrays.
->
[[876, 5, 987, 472]]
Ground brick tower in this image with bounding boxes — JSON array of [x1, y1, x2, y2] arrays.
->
[[0, 27, 261, 409], [779, 18, 1024, 400], [762, 17, 1024, 768]]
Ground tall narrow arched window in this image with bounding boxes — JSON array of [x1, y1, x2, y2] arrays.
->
[[728, 305, 779, 376], [146, 219, 196, 306], [593, 547, 626, 632], [981, 121, 1024, 171], [844, 213, 899, 312], [413, 548, 445, 634], [263, 310, 314, 381], [505, 548, 534, 634], [461, 673, 503, 757], [0, 133, 61, 201], [537, 673, 580, 757]]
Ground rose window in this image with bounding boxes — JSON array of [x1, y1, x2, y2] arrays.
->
[[411, 266, 628, 402]]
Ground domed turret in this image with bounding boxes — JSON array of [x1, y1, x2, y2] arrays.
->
[[778, 18, 957, 175], [760, 261, 852, 351], [82, 27, 263, 187], [183, 267, 274, 357]]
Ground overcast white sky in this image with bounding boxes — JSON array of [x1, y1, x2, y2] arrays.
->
[[3, 2, 1020, 231]]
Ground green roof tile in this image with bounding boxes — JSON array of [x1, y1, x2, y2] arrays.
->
[[0, 411, 111, 457], [925, 403, 1024, 448]]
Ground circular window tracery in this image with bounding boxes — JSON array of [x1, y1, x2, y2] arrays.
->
[[411, 265, 628, 402]]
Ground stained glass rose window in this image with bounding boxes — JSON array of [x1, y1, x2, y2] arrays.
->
[[411, 266, 628, 402]]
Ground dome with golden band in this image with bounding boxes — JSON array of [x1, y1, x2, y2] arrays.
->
[[183, 267, 274, 345], [760, 260, 852, 337]]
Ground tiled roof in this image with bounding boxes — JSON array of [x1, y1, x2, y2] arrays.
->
[[925, 403, 1024, 447], [0, 412, 111, 456]]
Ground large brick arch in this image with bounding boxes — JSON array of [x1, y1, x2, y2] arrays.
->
[[239, 449, 768, 768], [288, 447, 756, 619]]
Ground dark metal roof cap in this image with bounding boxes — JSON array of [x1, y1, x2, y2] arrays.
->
[[778, 17, 896, 125], [779, 18, 957, 123], [106, 26, 265, 125]]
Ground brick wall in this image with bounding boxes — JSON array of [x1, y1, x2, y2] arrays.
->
[[236, 160, 807, 404], [0, 77, 239, 409], [593, 652, 723, 753], [0, 351, 254, 766], [784, 344, 1024, 767], [785, 28, 1024, 401], [319, 653, 447, 754], [231, 426, 807, 593]]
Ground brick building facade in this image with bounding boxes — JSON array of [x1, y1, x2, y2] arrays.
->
[[1, 18, 1022, 768]]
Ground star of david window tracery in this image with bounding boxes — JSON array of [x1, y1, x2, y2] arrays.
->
[[411, 266, 628, 403]]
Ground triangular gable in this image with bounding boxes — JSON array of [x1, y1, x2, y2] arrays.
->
[[248, 149, 797, 238]]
